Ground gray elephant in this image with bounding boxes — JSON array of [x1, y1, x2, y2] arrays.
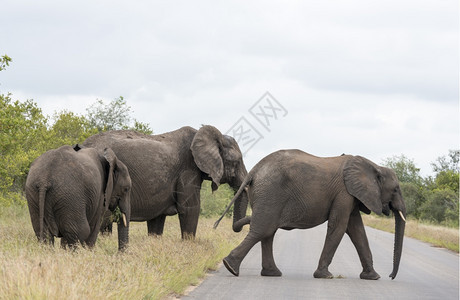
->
[[25, 145, 132, 250], [215, 150, 406, 280], [83, 125, 248, 239]]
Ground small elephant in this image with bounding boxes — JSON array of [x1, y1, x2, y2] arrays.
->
[[25, 145, 132, 250], [83, 125, 248, 239], [216, 150, 406, 280]]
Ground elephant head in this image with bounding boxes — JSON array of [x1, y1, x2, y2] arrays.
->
[[343, 156, 406, 279], [190, 125, 248, 190], [103, 148, 132, 251], [191, 125, 249, 227]]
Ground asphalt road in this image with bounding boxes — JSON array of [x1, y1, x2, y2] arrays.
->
[[182, 223, 459, 300]]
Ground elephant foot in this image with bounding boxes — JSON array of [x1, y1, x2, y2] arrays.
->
[[261, 267, 282, 277], [360, 270, 380, 280], [223, 256, 240, 277], [313, 268, 334, 279], [181, 232, 195, 240]]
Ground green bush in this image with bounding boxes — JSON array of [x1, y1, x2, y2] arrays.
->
[[0, 192, 26, 208], [383, 152, 459, 227], [200, 182, 235, 218], [399, 182, 425, 219], [420, 188, 459, 227], [0, 94, 49, 192]]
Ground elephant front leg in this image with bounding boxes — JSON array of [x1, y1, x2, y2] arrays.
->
[[346, 206, 380, 280], [176, 172, 202, 239], [178, 206, 200, 239]]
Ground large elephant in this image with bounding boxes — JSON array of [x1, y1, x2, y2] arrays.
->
[[216, 150, 406, 280], [83, 125, 248, 239], [25, 145, 132, 250]]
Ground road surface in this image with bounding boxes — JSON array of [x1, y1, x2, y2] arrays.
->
[[183, 223, 459, 300]]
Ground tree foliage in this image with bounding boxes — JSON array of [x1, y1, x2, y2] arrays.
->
[[0, 94, 48, 192], [431, 150, 460, 173], [382, 152, 459, 227], [0, 54, 12, 71], [382, 154, 423, 185], [48, 110, 97, 149], [86, 96, 152, 134]]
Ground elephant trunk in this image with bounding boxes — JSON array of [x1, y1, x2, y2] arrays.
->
[[389, 203, 406, 279], [117, 195, 131, 251], [231, 164, 249, 232], [214, 166, 251, 231], [118, 221, 129, 251]]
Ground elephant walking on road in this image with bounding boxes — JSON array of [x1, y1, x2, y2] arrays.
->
[[216, 150, 406, 280], [25, 145, 132, 250], [83, 125, 248, 239]]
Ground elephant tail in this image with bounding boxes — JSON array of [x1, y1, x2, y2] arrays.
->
[[38, 186, 47, 242], [213, 173, 252, 230]]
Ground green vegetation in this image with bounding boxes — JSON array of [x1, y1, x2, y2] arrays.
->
[[200, 181, 235, 217], [382, 152, 459, 227], [0, 54, 12, 71], [86, 96, 153, 134]]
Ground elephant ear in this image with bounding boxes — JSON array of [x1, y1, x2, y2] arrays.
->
[[190, 125, 224, 192], [103, 148, 117, 205], [343, 156, 383, 215]]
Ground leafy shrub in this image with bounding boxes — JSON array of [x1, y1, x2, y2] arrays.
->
[[200, 182, 235, 218], [420, 188, 459, 227]]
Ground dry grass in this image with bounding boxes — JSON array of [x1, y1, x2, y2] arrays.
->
[[0, 205, 245, 299], [362, 214, 459, 253]]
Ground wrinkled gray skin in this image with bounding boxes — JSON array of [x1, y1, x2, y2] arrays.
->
[[218, 150, 406, 280], [83, 125, 248, 239], [25, 145, 132, 250]]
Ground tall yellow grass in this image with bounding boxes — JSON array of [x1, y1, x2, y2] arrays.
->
[[0, 206, 245, 299]]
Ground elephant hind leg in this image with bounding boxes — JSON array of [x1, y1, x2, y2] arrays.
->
[[224, 227, 279, 277], [223, 232, 260, 276], [60, 221, 90, 249], [147, 215, 167, 236], [261, 232, 282, 276], [224, 204, 281, 277]]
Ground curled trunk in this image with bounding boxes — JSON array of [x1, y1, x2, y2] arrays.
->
[[389, 209, 405, 279], [213, 170, 250, 231]]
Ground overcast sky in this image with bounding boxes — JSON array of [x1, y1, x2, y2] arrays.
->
[[1, 0, 458, 175]]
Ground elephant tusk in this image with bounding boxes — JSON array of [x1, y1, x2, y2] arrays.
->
[[398, 210, 406, 222], [122, 213, 127, 227]]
